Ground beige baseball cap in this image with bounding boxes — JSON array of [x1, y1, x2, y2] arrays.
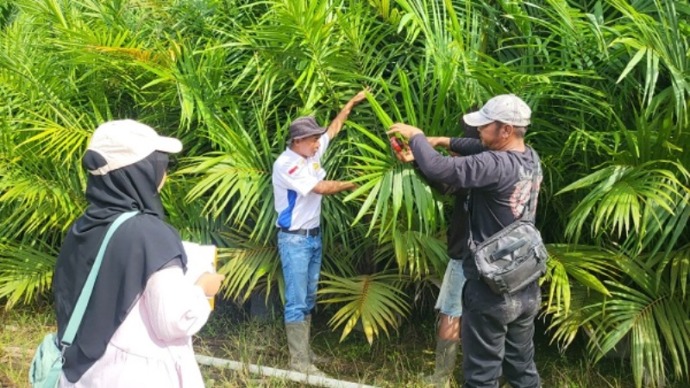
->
[[87, 119, 183, 176], [463, 94, 531, 127]]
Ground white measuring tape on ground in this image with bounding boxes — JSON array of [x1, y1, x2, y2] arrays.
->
[[196, 354, 379, 388]]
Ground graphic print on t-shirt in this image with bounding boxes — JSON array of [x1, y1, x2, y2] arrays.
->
[[510, 166, 541, 219]]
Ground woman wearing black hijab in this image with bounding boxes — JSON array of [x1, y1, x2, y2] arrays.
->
[[53, 120, 224, 387]]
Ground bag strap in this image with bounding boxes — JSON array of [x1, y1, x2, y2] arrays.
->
[[60, 211, 138, 348], [519, 148, 542, 222]]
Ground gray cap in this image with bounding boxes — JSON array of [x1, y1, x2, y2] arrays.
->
[[463, 94, 531, 127], [289, 116, 326, 140]]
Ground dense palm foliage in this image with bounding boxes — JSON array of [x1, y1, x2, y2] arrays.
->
[[0, 0, 688, 386]]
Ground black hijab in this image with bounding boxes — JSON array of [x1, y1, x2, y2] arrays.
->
[[53, 150, 187, 382]]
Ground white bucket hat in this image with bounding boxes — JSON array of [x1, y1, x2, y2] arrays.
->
[[87, 119, 183, 176], [463, 94, 531, 127]]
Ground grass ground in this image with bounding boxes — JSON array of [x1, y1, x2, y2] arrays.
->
[[0, 298, 657, 388]]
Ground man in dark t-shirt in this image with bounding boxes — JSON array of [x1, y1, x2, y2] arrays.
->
[[388, 94, 542, 388]]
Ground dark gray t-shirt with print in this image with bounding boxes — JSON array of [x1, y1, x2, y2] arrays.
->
[[408, 135, 542, 279]]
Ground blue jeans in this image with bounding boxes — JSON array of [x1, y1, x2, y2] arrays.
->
[[278, 231, 322, 323], [462, 279, 541, 388]]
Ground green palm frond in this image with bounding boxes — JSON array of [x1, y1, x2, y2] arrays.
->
[[246, 0, 372, 109], [0, 156, 83, 240], [646, 243, 690, 302], [544, 244, 619, 312], [319, 272, 411, 344], [365, 0, 403, 26], [182, 153, 272, 221], [629, 191, 690, 269], [542, 283, 605, 351], [344, 89, 443, 238], [0, 242, 58, 309], [320, 193, 369, 264], [607, 0, 690, 126], [541, 244, 621, 348], [162, 177, 227, 246], [385, 227, 447, 280], [216, 229, 281, 304], [336, 1, 409, 79], [558, 162, 684, 243], [17, 115, 93, 164], [588, 258, 690, 387], [179, 108, 278, 243]]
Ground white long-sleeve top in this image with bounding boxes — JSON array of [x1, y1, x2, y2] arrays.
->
[[60, 264, 212, 387]]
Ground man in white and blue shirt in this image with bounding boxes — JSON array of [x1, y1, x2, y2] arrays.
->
[[272, 90, 366, 375]]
